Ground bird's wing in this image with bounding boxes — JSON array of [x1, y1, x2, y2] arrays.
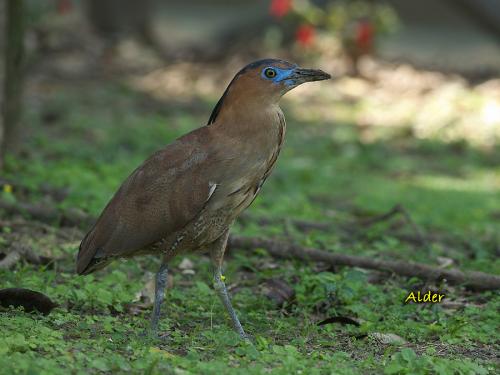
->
[[76, 129, 215, 274]]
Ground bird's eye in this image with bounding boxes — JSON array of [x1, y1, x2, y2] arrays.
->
[[264, 68, 277, 79]]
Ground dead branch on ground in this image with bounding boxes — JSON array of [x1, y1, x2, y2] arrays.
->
[[0, 239, 54, 270], [0, 200, 92, 228], [228, 236, 500, 291]]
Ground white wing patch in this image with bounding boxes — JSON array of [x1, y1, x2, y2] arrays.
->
[[207, 181, 218, 202]]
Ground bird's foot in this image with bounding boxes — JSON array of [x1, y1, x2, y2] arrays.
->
[[238, 330, 255, 344]]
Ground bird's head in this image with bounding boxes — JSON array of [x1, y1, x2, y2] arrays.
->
[[208, 59, 330, 125]]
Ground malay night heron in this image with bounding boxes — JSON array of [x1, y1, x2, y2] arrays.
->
[[76, 59, 330, 339]]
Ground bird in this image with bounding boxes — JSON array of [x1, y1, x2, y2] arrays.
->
[[76, 59, 330, 339]]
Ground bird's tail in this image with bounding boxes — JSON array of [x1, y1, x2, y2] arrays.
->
[[76, 228, 105, 275]]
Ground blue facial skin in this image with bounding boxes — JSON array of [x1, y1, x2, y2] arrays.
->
[[261, 66, 298, 87]]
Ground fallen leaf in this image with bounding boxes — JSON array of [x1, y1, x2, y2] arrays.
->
[[262, 278, 295, 308], [0, 288, 58, 315], [178, 258, 194, 270], [133, 274, 156, 306], [369, 332, 406, 345], [437, 256, 454, 268], [129, 272, 174, 313], [317, 316, 361, 327]]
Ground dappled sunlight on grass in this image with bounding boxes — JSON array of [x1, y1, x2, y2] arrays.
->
[[123, 56, 500, 151], [130, 58, 500, 149], [410, 170, 500, 193]]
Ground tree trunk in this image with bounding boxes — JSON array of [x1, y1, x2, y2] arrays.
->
[[0, 0, 5, 167], [1, 0, 24, 167]]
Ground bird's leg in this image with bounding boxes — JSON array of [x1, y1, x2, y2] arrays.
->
[[209, 230, 248, 339], [213, 268, 247, 338], [150, 262, 168, 337]]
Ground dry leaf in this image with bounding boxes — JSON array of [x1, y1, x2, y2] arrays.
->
[[437, 256, 454, 268], [0, 288, 58, 315], [178, 258, 194, 270], [317, 316, 361, 327], [262, 278, 295, 308], [370, 332, 406, 345]]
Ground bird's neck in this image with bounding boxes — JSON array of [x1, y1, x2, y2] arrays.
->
[[215, 101, 282, 135], [211, 102, 285, 161]]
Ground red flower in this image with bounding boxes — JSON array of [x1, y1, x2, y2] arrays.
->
[[270, 0, 292, 19], [295, 24, 315, 47], [355, 20, 375, 52]]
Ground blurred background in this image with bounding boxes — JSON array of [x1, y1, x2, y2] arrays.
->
[[1, 0, 500, 263], [1, 1, 500, 373]]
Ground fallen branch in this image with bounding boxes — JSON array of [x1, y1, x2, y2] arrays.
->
[[228, 236, 500, 291], [0, 250, 21, 269], [0, 241, 54, 269], [0, 200, 92, 228]]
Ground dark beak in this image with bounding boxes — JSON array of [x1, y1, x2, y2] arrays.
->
[[290, 68, 331, 84]]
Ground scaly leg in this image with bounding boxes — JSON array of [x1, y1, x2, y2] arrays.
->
[[209, 230, 248, 339], [150, 263, 168, 336]]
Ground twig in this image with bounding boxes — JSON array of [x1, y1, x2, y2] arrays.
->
[[358, 204, 429, 246], [358, 205, 402, 226], [0, 200, 93, 228], [395, 205, 429, 247], [228, 236, 500, 291]]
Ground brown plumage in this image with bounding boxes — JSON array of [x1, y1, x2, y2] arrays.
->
[[76, 59, 330, 338]]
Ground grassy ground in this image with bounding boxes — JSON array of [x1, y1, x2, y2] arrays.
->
[[1, 67, 499, 374]]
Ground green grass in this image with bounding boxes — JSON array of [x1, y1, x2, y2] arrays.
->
[[1, 78, 499, 374]]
